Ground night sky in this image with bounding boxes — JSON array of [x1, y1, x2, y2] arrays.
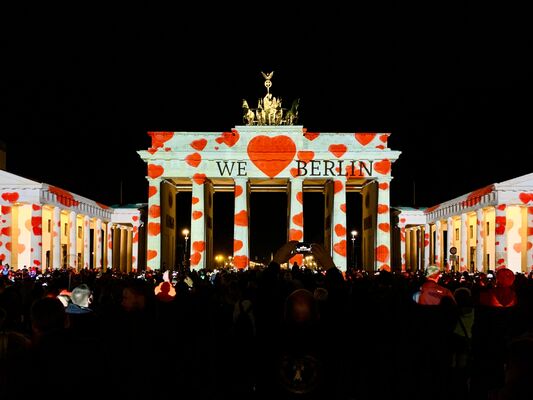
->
[[1, 4, 532, 260]]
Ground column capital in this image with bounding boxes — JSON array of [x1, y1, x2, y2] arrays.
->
[[377, 176, 393, 183], [233, 177, 249, 184]]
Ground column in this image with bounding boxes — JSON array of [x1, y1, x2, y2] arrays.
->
[[423, 223, 430, 269], [120, 226, 127, 272], [460, 213, 468, 271], [190, 175, 206, 270], [331, 177, 347, 271], [30, 205, 42, 269], [495, 205, 507, 269], [400, 225, 406, 271], [131, 220, 139, 271], [127, 228, 133, 272], [106, 222, 112, 271], [434, 220, 442, 267], [233, 178, 249, 269], [447, 217, 454, 269], [112, 226, 120, 270], [376, 178, 391, 271], [52, 207, 61, 269], [95, 218, 102, 269], [288, 178, 304, 265], [83, 215, 90, 269], [68, 211, 77, 269], [147, 177, 162, 270], [405, 228, 411, 270], [410, 229, 417, 270], [527, 207, 533, 271], [0, 205, 12, 266], [476, 208, 485, 272]]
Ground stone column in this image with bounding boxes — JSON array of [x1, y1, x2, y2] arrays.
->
[[127, 228, 133, 273], [95, 218, 102, 269], [460, 213, 468, 271], [52, 206, 61, 269], [30, 205, 43, 269], [495, 205, 507, 269], [476, 208, 485, 272], [331, 177, 347, 271], [131, 221, 140, 271], [120, 226, 127, 272], [0, 205, 12, 266], [447, 217, 454, 269], [190, 175, 206, 270], [527, 207, 533, 272], [68, 211, 77, 269], [376, 178, 391, 271], [435, 220, 442, 267], [83, 215, 90, 269], [400, 225, 406, 271], [147, 177, 162, 270], [233, 178, 249, 269], [424, 223, 430, 269], [106, 222, 113, 271], [112, 226, 120, 270], [288, 178, 304, 265]]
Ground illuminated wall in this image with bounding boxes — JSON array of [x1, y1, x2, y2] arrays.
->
[[507, 205, 522, 272]]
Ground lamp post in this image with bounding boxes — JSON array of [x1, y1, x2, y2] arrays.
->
[[351, 230, 358, 269], [182, 228, 189, 268], [215, 254, 224, 269]]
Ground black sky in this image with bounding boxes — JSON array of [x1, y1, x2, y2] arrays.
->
[[1, 3, 532, 258]]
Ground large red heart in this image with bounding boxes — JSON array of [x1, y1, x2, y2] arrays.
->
[[379, 134, 389, 143], [304, 131, 320, 141], [190, 252, 202, 266], [292, 212, 303, 227], [235, 185, 243, 197], [193, 240, 205, 252], [379, 182, 389, 190], [148, 164, 164, 179], [328, 144, 347, 158], [150, 132, 173, 148], [375, 245, 389, 263], [334, 224, 346, 237], [233, 255, 248, 269], [247, 135, 296, 178], [334, 180, 344, 194], [215, 130, 240, 147], [333, 240, 346, 257], [1, 206, 11, 214], [192, 211, 203, 220], [190, 139, 207, 151], [354, 133, 376, 146], [148, 186, 157, 198], [234, 210, 248, 226], [297, 151, 314, 164], [296, 191, 303, 204], [519, 193, 533, 204], [1, 192, 19, 203], [289, 229, 303, 241], [233, 239, 243, 252], [193, 173, 206, 185], [149, 205, 160, 218], [192, 196, 200, 204], [378, 223, 390, 232], [378, 204, 389, 214], [185, 153, 202, 167], [147, 250, 158, 260], [374, 159, 391, 175], [340, 204, 346, 213]]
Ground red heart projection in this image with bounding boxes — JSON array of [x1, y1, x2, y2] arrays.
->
[[289, 229, 303, 241], [185, 153, 202, 167], [292, 212, 303, 227], [32, 204, 41, 211], [328, 144, 347, 158], [514, 242, 533, 253], [374, 159, 391, 175], [378, 223, 390, 232], [235, 185, 243, 198], [150, 132, 173, 148], [290, 254, 304, 266], [379, 182, 389, 190], [49, 186, 80, 207], [378, 204, 389, 214], [304, 131, 320, 141], [297, 151, 314, 164], [519, 193, 533, 204], [148, 164, 164, 179], [497, 204, 507, 210], [190, 139, 207, 151], [379, 134, 389, 143], [190, 252, 202, 266], [354, 133, 376, 146], [193, 241, 205, 252], [375, 245, 390, 263], [216, 130, 240, 147], [247, 135, 296, 178], [192, 211, 203, 220], [345, 165, 364, 178], [495, 216, 506, 235], [31, 217, 42, 235], [148, 222, 160, 236], [234, 210, 248, 226], [340, 204, 346, 213], [290, 168, 299, 177], [233, 255, 248, 269], [425, 204, 441, 213], [333, 240, 347, 257], [132, 215, 139, 221], [147, 148, 158, 155], [149, 205, 160, 218], [192, 197, 200, 204], [1, 192, 19, 203], [165, 148, 171, 152], [334, 180, 344, 194], [375, 145, 385, 150], [233, 239, 243, 252], [193, 173, 206, 185], [296, 192, 303, 205], [334, 224, 346, 237], [1, 206, 11, 214], [148, 186, 157, 198]]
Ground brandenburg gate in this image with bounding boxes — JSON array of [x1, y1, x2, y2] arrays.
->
[[139, 73, 401, 271]]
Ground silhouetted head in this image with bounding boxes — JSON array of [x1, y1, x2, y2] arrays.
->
[[31, 297, 66, 335], [285, 289, 318, 324], [71, 284, 92, 307], [496, 268, 515, 288]]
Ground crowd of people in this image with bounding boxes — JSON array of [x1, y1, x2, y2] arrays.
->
[[1, 241, 533, 399]]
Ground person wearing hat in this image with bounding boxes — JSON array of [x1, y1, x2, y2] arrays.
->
[[418, 265, 455, 305]]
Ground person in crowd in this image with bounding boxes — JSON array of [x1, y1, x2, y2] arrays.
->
[[479, 267, 517, 307], [418, 265, 455, 305]]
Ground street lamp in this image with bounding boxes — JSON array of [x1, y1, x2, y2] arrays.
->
[[215, 254, 224, 268], [351, 230, 358, 269], [182, 228, 189, 267]]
